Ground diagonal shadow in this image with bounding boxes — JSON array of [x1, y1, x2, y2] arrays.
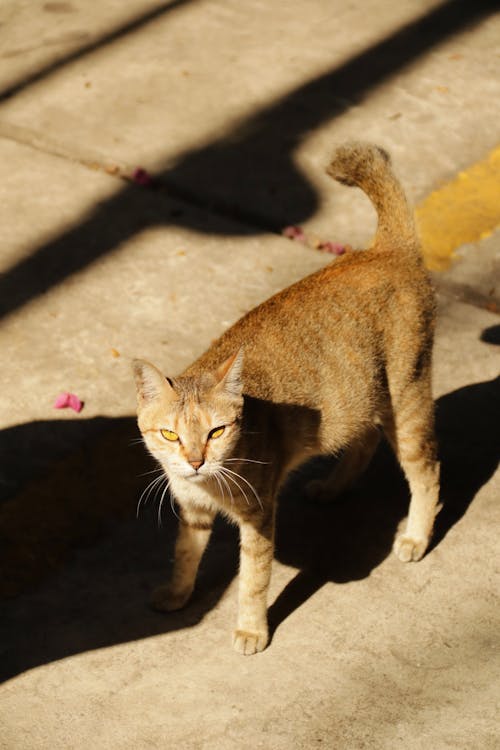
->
[[1, 372, 498, 682], [1, 0, 497, 321], [162, 0, 498, 229], [0, 0, 197, 102]]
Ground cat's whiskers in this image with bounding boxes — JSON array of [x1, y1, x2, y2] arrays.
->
[[129, 437, 146, 446], [212, 471, 225, 502], [214, 469, 235, 506], [214, 469, 232, 505], [156, 478, 177, 527], [220, 466, 263, 510], [169, 492, 181, 524], [139, 466, 165, 477], [137, 472, 167, 518], [219, 468, 250, 506], [224, 458, 270, 465]]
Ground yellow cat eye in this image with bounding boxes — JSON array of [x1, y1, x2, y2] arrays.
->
[[161, 429, 179, 442], [209, 426, 225, 440]]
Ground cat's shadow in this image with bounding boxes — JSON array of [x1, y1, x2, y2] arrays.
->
[[268, 372, 500, 638], [1, 374, 498, 681]]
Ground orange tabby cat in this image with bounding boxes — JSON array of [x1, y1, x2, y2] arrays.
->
[[133, 142, 440, 655]]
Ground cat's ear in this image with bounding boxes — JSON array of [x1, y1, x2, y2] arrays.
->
[[132, 359, 175, 406], [214, 348, 244, 398]]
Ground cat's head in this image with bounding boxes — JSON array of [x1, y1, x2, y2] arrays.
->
[[132, 350, 244, 482]]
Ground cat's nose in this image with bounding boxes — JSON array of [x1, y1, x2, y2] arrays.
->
[[189, 459, 204, 472]]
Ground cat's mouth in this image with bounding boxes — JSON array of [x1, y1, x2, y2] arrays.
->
[[183, 469, 209, 482]]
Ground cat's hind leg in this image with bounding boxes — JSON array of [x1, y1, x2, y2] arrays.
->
[[151, 504, 216, 611], [384, 379, 440, 562], [307, 428, 380, 502]]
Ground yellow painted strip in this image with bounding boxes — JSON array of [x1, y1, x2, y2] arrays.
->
[[416, 146, 500, 271]]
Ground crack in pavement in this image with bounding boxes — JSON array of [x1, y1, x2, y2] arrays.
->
[[1, 121, 498, 316]]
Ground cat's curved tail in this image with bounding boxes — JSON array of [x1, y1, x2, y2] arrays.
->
[[326, 142, 420, 257]]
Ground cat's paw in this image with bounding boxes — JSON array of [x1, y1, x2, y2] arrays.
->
[[232, 628, 269, 656], [150, 583, 193, 612], [393, 534, 428, 562]]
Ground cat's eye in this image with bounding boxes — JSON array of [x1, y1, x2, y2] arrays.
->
[[161, 429, 179, 442], [208, 426, 225, 440]]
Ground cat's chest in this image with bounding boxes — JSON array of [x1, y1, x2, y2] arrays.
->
[[168, 473, 221, 513], [167, 471, 255, 524]]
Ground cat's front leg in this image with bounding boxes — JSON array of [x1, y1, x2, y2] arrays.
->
[[233, 510, 275, 655], [151, 505, 215, 612]]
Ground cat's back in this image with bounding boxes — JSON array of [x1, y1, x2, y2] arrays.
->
[[186, 246, 433, 405]]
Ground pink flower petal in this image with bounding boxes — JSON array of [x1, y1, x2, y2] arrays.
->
[[282, 225, 306, 241], [68, 394, 84, 413], [132, 167, 154, 187], [319, 241, 346, 255], [53, 392, 84, 412], [54, 392, 70, 409]]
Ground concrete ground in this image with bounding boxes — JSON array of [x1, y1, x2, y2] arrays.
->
[[1, 1, 499, 748]]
